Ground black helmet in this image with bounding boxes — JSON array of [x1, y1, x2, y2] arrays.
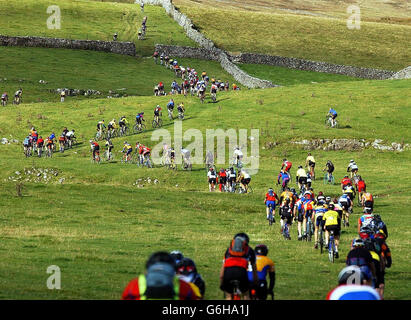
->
[[255, 244, 268, 256], [234, 232, 250, 244], [170, 250, 184, 265], [176, 257, 197, 275], [146, 251, 175, 269], [338, 266, 365, 285]]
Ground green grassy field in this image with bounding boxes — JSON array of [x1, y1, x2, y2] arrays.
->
[[173, 0, 411, 71], [0, 46, 237, 103], [0, 0, 197, 56], [0, 79, 410, 299]]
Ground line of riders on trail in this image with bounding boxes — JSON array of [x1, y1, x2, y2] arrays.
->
[[22, 127, 76, 158], [152, 52, 240, 103]]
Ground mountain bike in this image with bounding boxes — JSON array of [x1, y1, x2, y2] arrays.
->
[[230, 280, 242, 300], [178, 112, 184, 120], [121, 152, 132, 164], [181, 159, 192, 171], [328, 230, 336, 263], [104, 149, 114, 162], [267, 203, 275, 226], [91, 152, 101, 164], [46, 144, 53, 158], [167, 109, 173, 120], [133, 122, 146, 134], [236, 184, 253, 194], [143, 154, 153, 168], [319, 228, 325, 254], [119, 125, 129, 137], [305, 217, 313, 242], [282, 221, 291, 240], [325, 116, 338, 128], [323, 172, 335, 185], [95, 130, 106, 141], [152, 117, 163, 128], [211, 92, 217, 103]]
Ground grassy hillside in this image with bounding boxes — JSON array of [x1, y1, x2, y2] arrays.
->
[[174, 0, 411, 25], [173, 0, 411, 71], [0, 0, 197, 56], [0, 46, 237, 103], [0, 79, 410, 299]]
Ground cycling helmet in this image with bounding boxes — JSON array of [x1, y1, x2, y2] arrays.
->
[[318, 200, 325, 206], [268, 188, 273, 192], [344, 175, 349, 178], [350, 160, 354, 163], [234, 232, 250, 244], [89, 139, 93, 143], [146, 251, 175, 269], [338, 266, 364, 285], [124, 141, 127, 144], [352, 238, 364, 247], [328, 203, 335, 210], [220, 168, 225, 172], [325, 196, 331, 202], [170, 250, 184, 265], [176, 257, 197, 275], [255, 244, 268, 256], [318, 191, 324, 196], [363, 207, 373, 213], [291, 188, 296, 194], [298, 165, 303, 169]]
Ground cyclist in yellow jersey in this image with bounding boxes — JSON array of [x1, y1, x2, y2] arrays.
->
[[322, 203, 341, 258], [279, 188, 295, 207], [247, 244, 275, 300]]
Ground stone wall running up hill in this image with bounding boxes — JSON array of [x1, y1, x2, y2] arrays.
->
[[0, 35, 137, 56]]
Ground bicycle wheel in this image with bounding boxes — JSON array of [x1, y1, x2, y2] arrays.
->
[[133, 124, 140, 133], [152, 120, 157, 128], [268, 211, 273, 226], [319, 230, 324, 254]]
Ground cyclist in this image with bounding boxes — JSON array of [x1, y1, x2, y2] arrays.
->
[[347, 159, 359, 178], [248, 244, 275, 300], [316, 191, 326, 205], [142, 144, 152, 165], [176, 257, 205, 299], [237, 169, 251, 193], [265, 188, 279, 221], [227, 167, 237, 192], [305, 153, 316, 179], [341, 175, 352, 192], [313, 200, 328, 249], [23, 135, 32, 156], [198, 82, 206, 101], [122, 141, 133, 162], [96, 120, 105, 136], [281, 158, 292, 175], [302, 197, 314, 240], [36, 136, 44, 157], [280, 198, 293, 238], [108, 119, 117, 137], [119, 115, 128, 135], [105, 139, 114, 160], [327, 107, 338, 127], [14, 88, 23, 104], [280, 187, 296, 209], [1, 92, 8, 106], [220, 233, 257, 300], [361, 192, 374, 210], [60, 90, 66, 102], [363, 237, 385, 298], [58, 134, 66, 152], [167, 99, 175, 119], [233, 146, 243, 168], [356, 176, 366, 203], [218, 168, 227, 192], [277, 170, 290, 191], [338, 193, 352, 227], [210, 81, 218, 102], [296, 165, 308, 191], [323, 160, 335, 182], [122, 251, 200, 300], [181, 148, 191, 169], [65, 129, 75, 148], [153, 105, 162, 124], [346, 238, 377, 288], [326, 266, 381, 300], [207, 167, 217, 192], [343, 183, 356, 203], [89, 140, 100, 161], [177, 103, 185, 119], [135, 112, 145, 130], [46, 134, 55, 154], [358, 207, 376, 239], [322, 203, 341, 259]]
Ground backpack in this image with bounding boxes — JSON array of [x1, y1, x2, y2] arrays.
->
[[228, 236, 249, 257], [143, 263, 178, 300]]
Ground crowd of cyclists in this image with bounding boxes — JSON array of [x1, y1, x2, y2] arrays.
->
[[152, 52, 240, 103], [1, 88, 23, 106], [22, 127, 76, 158]]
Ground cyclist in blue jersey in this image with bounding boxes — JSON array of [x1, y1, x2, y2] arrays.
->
[[277, 170, 290, 191], [327, 108, 338, 127]]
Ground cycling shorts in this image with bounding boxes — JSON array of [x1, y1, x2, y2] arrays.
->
[[297, 211, 304, 223], [266, 201, 276, 209], [241, 178, 251, 185], [315, 215, 323, 227], [281, 213, 292, 225], [364, 200, 373, 208], [220, 267, 250, 294], [325, 225, 340, 237], [126, 149, 132, 155], [298, 177, 307, 185], [358, 184, 366, 193], [308, 161, 315, 168], [219, 177, 227, 184], [208, 178, 216, 184]]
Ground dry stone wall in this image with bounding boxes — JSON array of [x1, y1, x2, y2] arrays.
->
[[0, 35, 136, 56]]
